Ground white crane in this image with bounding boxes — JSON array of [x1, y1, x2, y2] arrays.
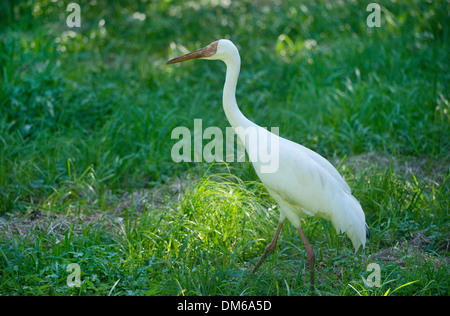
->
[[166, 39, 369, 291]]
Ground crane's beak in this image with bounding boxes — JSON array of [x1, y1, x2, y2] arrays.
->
[[166, 41, 218, 65]]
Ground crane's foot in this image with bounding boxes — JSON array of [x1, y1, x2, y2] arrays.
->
[[250, 241, 276, 273], [306, 247, 315, 292], [297, 226, 315, 292], [250, 221, 284, 273]]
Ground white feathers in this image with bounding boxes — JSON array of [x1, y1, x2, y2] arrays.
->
[[330, 193, 367, 252]]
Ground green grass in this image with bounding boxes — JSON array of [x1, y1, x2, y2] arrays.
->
[[0, 0, 449, 295]]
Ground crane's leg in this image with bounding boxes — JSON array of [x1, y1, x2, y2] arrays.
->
[[251, 220, 284, 273], [297, 226, 315, 291]]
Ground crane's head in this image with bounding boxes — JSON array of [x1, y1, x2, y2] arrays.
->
[[166, 39, 239, 65]]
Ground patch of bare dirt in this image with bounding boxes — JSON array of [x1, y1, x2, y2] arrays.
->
[[0, 209, 105, 241], [339, 152, 449, 183], [0, 176, 194, 241], [371, 233, 449, 267]]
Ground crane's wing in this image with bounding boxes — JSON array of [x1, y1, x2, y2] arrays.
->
[[285, 138, 351, 194]]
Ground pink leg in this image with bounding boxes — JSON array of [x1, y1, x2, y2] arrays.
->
[[251, 220, 284, 273], [297, 226, 315, 291]]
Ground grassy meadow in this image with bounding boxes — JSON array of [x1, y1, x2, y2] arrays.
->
[[0, 0, 448, 296]]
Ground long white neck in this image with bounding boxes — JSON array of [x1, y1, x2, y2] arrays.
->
[[220, 52, 279, 175], [222, 57, 253, 130]]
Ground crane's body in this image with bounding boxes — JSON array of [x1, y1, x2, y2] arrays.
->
[[257, 135, 367, 249], [167, 39, 369, 290]]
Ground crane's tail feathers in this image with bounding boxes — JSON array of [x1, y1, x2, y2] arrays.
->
[[330, 194, 367, 252]]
